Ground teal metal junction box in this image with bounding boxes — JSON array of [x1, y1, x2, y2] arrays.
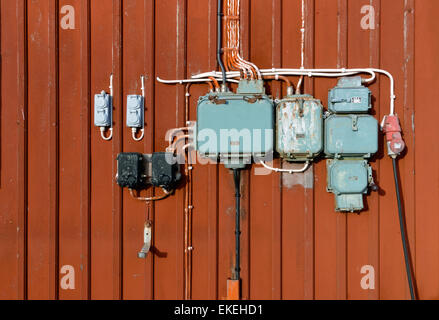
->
[[196, 80, 274, 168], [276, 94, 323, 162], [328, 76, 372, 113], [325, 114, 378, 159], [325, 77, 378, 213], [327, 159, 374, 212]]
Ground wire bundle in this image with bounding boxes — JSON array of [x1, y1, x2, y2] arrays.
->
[[223, 0, 261, 80]]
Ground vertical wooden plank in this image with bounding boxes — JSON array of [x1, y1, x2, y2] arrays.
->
[[314, 0, 345, 300], [246, 0, 282, 300], [401, 0, 416, 299], [154, 0, 186, 300], [303, 0, 315, 300], [379, 0, 414, 300], [239, 0, 251, 300], [89, 0, 119, 300], [0, 0, 27, 300], [49, 0, 60, 300], [346, 0, 380, 300], [175, 0, 186, 300], [79, 0, 91, 300], [27, 0, 59, 300], [58, 0, 88, 300], [335, 0, 348, 300], [271, 0, 282, 301], [121, 0, 151, 300], [368, 0, 381, 301], [280, 0, 311, 300], [112, 0, 123, 300], [18, 0, 28, 301], [206, 0, 219, 300], [248, 0, 273, 300], [415, 0, 439, 300], [143, 0, 156, 300], [187, 0, 217, 300]]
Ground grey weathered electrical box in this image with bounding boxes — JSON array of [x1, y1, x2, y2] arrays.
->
[[94, 91, 112, 128], [328, 76, 372, 114], [126, 95, 144, 128], [276, 94, 324, 162], [327, 159, 374, 213]]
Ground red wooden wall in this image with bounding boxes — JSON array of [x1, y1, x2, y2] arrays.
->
[[0, 0, 438, 300]]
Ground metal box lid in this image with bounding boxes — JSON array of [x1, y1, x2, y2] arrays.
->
[[196, 92, 274, 159], [327, 159, 373, 212], [328, 76, 372, 113], [324, 114, 378, 158], [327, 159, 370, 195], [276, 95, 323, 161]]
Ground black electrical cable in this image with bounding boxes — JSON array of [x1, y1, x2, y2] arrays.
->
[[217, 0, 227, 86], [233, 169, 241, 281], [393, 158, 417, 300]]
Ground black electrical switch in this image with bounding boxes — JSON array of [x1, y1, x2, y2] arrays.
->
[[116, 153, 147, 190], [116, 152, 182, 192], [151, 152, 182, 191]]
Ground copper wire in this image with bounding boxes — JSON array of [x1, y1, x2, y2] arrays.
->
[[209, 77, 220, 90], [129, 188, 172, 202], [223, 0, 260, 80], [263, 75, 293, 88]]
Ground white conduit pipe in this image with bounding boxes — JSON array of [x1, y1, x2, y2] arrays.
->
[[260, 160, 310, 174], [192, 69, 377, 84], [192, 68, 395, 115], [157, 77, 240, 85]]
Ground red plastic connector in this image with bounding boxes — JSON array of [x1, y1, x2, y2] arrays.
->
[[382, 115, 406, 157]]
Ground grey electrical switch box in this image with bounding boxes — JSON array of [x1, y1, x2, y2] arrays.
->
[[126, 95, 144, 128], [94, 91, 112, 127], [328, 76, 371, 113]]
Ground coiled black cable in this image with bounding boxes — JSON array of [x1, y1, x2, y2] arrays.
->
[[217, 0, 227, 86], [393, 158, 417, 300], [233, 169, 241, 281]]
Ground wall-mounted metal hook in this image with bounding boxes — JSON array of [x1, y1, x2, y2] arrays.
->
[[138, 220, 152, 259]]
